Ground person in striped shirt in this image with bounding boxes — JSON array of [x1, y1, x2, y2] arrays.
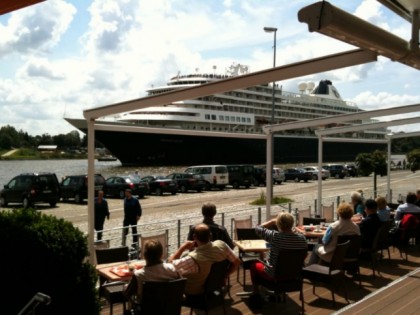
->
[[249, 212, 307, 307]]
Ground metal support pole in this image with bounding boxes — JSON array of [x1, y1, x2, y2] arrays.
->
[[387, 136, 392, 202], [266, 132, 273, 220], [317, 135, 323, 217], [87, 118, 95, 263]]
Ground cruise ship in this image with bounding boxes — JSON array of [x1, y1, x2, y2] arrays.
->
[[66, 64, 387, 166]]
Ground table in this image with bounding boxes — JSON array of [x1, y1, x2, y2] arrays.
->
[[234, 239, 270, 253], [234, 239, 269, 297], [96, 260, 146, 282], [295, 226, 327, 239]]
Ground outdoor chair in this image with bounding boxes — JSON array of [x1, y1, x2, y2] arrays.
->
[[377, 220, 394, 260], [232, 217, 258, 287], [337, 234, 362, 286], [302, 217, 326, 226], [322, 203, 335, 222], [95, 246, 130, 315], [139, 230, 169, 260], [257, 249, 307, 313], [360, 221, 393, 277], [182, 259, 231, 315], [298, 208, 311, 226], [391, 214, 420, 261], [125, 277, 187, 315], [302, 240, 350, 306], [96, 246, 129, 265]]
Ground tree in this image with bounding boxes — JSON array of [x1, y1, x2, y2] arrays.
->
[[0, 209, 100, 315], [355, 150, 387, 197], [407, 148, 420, 173]]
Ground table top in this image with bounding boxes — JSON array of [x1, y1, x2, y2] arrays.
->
[[96, 260, 145, 282], [234, 239, 269, 252], [295, 226, 327, 238]]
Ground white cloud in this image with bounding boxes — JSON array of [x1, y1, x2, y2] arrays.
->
[[0, 1, 76, 56], [0, 0, 418, 137]]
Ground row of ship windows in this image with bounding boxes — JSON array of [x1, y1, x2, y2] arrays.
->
[[204, 114, 252, 123]]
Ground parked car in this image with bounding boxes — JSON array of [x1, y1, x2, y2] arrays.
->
[[345, 163, 359, 177], [166, 172, 205, 193], [323, 164, 348, 179], [105, 175, 149, 198], [272, 167, 285, 184], [184, 165, 229, 190], [226, 164, 255, 189], [303, 166, 330, 180], [140, 175, 177, 195], [253, 166, 266, 186], [60, 174, 107, 203], [0, 172, 60, 208], [284, 168, 312, 182]]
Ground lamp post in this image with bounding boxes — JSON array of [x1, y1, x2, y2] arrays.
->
[[263, 26, 277, 124], [264, 26, 277, 220]]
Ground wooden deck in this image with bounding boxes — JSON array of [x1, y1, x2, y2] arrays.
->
[[100, 245, 420, 315]]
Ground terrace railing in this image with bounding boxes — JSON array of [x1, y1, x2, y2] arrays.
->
[[94, 186, 396, 256]]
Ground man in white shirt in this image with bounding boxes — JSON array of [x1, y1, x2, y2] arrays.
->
[[395, 192, 420, 220]]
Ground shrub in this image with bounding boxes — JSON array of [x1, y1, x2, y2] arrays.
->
[[250, 190, 293, 205], [0, 208, 100, 315]]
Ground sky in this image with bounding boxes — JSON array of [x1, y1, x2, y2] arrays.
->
[[0, 0, 419, 137]]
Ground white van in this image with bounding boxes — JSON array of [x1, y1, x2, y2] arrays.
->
[[184, 165, 229, 190]]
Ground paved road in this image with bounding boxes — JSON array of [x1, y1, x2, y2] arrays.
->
[[3, 170, 417, 234]]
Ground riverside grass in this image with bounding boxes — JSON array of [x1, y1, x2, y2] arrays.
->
[[250, 190, 293, 205]]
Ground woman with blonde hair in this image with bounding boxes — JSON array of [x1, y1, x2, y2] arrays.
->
[[308, 202, 360, 264]]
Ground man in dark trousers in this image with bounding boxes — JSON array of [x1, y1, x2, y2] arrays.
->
[[94, 190, 110, 241], [123, 189, 142, 247]]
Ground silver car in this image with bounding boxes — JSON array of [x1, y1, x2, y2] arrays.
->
[[303, 166, 330, 180], [272, 168, 285, 184]]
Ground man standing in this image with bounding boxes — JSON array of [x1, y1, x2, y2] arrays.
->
[[123, 189, 142, 246], [187, 203, 234, 249], [94, 190, 110, 241]]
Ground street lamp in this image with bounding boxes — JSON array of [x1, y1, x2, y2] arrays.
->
[[263, 26, 277, 124], [263, 26, 277, 220]]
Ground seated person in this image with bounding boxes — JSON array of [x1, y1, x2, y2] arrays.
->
[[351, 191, 365, 216], [415, 189, 420, 207], [308, 202, 360, 265], [167, 223, 240, 295], [394, 192, 420, 220], [249, 213, 307, 305], [359, 199, 382, 250], [187, 203, 234, 249], [125, 240, 180, 304], [376, 196, 391, 222]]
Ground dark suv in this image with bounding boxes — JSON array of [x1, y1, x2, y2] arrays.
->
[[0, 172, 60, 208], [60, 174, 107, 203], [284, 168, 312, 182], [345, 163, 358, 177], [226, 164, 255, 189], [323, 164, 348, 179], [166, 172, 205, 193]]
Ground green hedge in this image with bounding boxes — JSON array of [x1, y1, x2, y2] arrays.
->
[[0, 209, 100, 315]]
